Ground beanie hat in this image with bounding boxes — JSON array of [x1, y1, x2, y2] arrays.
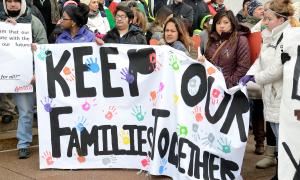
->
[[80, 0, 91, 6], [247, 0, 263, 16]]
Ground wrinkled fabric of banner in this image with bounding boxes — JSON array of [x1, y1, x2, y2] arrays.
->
[[34, 43, 249, 180]]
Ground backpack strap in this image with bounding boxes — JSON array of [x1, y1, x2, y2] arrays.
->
[[275, 33, 283, 49]]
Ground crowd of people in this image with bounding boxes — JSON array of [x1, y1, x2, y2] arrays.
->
[[0, 0, 299, 179]]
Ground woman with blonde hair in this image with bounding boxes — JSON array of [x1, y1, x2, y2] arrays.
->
[[240, 1, 296, 179]]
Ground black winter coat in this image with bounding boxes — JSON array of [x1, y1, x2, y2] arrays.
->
[[103, 25, 147, 45], [184, 0, 209, 33]]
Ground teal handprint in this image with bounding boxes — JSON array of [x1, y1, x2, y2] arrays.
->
[[37, 46, 50, 61], [85, 57, 100, 73], [76, 116, 87, 132], [217, 137, 231, 153], [131, 105, 146, 121], [169, 54, 180, 71]]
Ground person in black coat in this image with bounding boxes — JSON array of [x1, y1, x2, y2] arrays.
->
[[184, 0, 210, 35], [103, 5, 146, 44]]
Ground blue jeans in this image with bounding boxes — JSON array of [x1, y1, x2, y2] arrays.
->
[[13, 93, 35, 149], [270, 122, 279, 152]]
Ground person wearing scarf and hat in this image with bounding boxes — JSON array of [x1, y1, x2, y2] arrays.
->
[[0, 0, 47, 159], [242, 0, 264, 29]]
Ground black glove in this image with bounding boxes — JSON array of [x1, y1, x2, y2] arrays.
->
[[281, 52, 291, 64]]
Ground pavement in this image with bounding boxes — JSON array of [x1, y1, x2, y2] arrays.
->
[[0, 133, 275, 180]]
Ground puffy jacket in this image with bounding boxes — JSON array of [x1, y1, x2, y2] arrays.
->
[[103, 24, 147, 44], [205, 27, 251, 88], [56, 26, 95, 43], [247, 21, 291, 123]]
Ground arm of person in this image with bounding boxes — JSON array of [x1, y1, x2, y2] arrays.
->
[[253, 51, 283, 85], [227, 36, 251, 87], [31, 15, 48, 44]]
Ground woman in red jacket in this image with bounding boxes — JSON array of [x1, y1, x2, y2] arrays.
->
[[203, 10, 251, 88]]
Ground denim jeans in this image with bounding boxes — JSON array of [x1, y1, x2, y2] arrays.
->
[[13, 93, 35, 149], [270, 122, 279, 152]]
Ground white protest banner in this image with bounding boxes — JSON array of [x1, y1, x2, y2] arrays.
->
[[0, 22, 33, 93], [279, 27, 300, 180], [34, 43, 249, 180]]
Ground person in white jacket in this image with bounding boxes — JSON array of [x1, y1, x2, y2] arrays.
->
[[81, 0, 110, 35], [239, 0, 296, 179]]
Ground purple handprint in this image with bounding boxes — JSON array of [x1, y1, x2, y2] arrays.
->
[[40, 97, 54, 112], [120, 68, 134, 84]]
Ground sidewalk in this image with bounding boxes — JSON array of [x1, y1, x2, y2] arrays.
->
[[0, 134, 274, 180]]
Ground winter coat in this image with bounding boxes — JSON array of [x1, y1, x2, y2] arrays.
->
[[236, 10, 247, 23], [205, 27, 251, 88], [0, 0, 47, 44], [247, 21, 291, 124], [167, 2, 193, 24], [56, 26, 95, 43], [87, 12, 110, 34], [184, 0, 210, 33], [103, 24, 147, 44]]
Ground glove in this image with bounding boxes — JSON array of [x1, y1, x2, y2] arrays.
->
[[281, 52, 291, 64], [239, 75, 255, 86]]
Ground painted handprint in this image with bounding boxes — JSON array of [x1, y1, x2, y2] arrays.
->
[[37, 46, 50, 61], [63, 66, 75, 81], [149, 82, 165, 106], [188, 78, 199, 96], [40, 96, 54, 112], [42, 150, 54, 166], [177, 124, 188, 137], [85, 57, 100, 73], [173, 94, 179, 105], [81, 98, 97, 111], [104, 106, 117, 120], [120, 129, 130, 145], [192, 123, 201, 141], [141, 155, 150, 168], [75, 116, 87, 132], [131, 105, 146, 121], [193, 105, 203, 122], [211, 88, 223, 105], [159, 158, 167, 174], [102, 155, 117, 166], [149, 52, 162, 71], [169, 53, 180, 71], [207, 67, 216, 75], [217, 137, 232, 153], [120, 68, 134, 84], [75, 152, 86, 163], [202, 132, 215, 148]]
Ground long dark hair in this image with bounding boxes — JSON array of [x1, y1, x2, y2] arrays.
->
[[208, 10, 239, 46], [163, 17, 190, 50]]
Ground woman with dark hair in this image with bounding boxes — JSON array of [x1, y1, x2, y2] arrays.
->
[[56, 2, 95, 43], [199, 10, 251, 88], [103, 5, 147, 44], [162, 17, 191, 55]]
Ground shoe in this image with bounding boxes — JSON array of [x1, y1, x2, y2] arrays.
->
[[18, 148, 31, 159], [255, 145, 264, 155], [256, 146, 277, 169], [2, 115, 13, 124]]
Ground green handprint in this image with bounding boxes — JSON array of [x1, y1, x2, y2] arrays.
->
[[131, 105, 146, 121], [217, 137, 231, 153], [169, 54, 180, 71], [177, 124, 188, 137]]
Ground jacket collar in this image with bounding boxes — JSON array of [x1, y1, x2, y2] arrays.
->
[[262, 21, 290, 44]]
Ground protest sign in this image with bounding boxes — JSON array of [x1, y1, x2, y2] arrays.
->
[[35, 43, 249, 180], [279, 28, 300, 180], [0, 22, 33, 93]]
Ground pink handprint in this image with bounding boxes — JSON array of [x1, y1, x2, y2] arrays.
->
[[104, 106, 117, 120], [149, 52, 162, 71], [193, 106, 203, 122], [42, 150, 54, 166], [211, 88, 223, 105], [81, 98, 97, 111]]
